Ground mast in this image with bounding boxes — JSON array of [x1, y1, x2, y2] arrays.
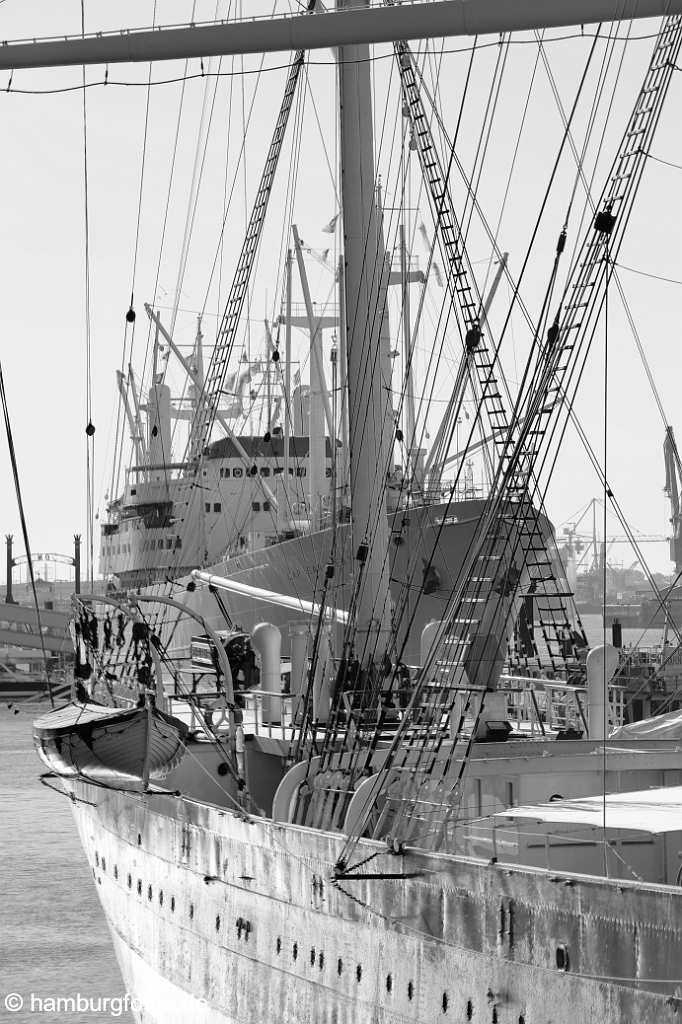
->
[[127, 364, 147, 465], [336, 254, 349, 506], [293, 226, 331, 533], [338, 0, 392, 658], [284, 250, 293, 493], [115, 368, 143, 468], [400, 223, 417, 478]]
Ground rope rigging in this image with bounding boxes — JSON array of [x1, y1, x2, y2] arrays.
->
[[80, 0, 96, 590], [329, 14, 682, 870]]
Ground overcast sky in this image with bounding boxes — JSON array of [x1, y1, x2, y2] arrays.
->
[[0, 1, 680, 585]]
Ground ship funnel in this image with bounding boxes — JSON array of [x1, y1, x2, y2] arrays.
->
[[251, 622, 282, 724], [586, 643, 619, 740]]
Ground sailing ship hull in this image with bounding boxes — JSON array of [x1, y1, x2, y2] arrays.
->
[[69, 777, 682, 1024]]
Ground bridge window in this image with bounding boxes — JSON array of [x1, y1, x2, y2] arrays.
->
[[233, 467, 243, 478], [213, 503, 221, 513], [205, 503, 211, 513], [263, 502, 271, 513], [260, 467, 270, 477], [296, 467, 306, 477], [252, 502, 260, 512]]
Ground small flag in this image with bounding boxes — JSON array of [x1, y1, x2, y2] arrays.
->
[[322, 213, 339, 234]]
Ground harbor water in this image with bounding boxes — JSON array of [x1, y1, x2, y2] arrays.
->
[[581, 612, 665, 650], [0, 704, 132, 1024]]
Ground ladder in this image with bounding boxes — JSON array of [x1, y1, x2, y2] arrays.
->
[[338, 19, 682, 857], [187, 49, 308, 464], [395, 41, 585, 670]]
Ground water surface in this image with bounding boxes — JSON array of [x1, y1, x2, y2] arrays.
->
[[0, 704, 133, 1023]]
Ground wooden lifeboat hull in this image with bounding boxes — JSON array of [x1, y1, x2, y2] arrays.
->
[[33, 701, 188, 786]]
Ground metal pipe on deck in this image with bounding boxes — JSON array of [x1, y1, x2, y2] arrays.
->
[[251, 622, 282, 723], [5, 534, 13, 604], [586, 644, 619, 740], [191, 569, 348, 623]]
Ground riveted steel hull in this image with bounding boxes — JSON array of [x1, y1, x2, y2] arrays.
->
[[69, 779, 682, 1024]]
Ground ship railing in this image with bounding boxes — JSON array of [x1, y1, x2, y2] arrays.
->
[[498, 674, 626, 735], [543, 680, 625, 734], [167, 682, 298, 741], [240, 689, 297, 739], [498, 674, 548, 736]]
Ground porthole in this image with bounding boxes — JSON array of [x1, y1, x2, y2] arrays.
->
[[127, 873, 132, 890], [147, 885, 153, 902], [356, 964, 362, 983], [95, 852, 100, 867], [467, 1000, 473, 1021], [137, 879, 142, 896], [293, 943, 298, 961], [159, 890, 164, 907], [386, 974, 392, 993], [442, 992, 448, 1013], [556, 944, 570, 971], [407, 981, 414, 1001], [216, 915, 221, 931], [310, 948, 316, 966], [337, 958, 343, 976], [276, 937, 281, 954], [319, 952, 324, 970], [137, 833, 142, 846], [189, 903, 195, 920], [101, 857, 106, 872], [170, 896, 175, 913], [113, 865, 118, 880]]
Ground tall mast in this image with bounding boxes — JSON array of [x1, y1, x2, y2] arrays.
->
[[338, 0, 392, 659], [400, 223, 417, 476], [284, 250, 293, 493]]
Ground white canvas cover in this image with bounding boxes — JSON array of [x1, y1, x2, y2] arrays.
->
[[609, 707, 682, 740], [494, 785, 682, 834]]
